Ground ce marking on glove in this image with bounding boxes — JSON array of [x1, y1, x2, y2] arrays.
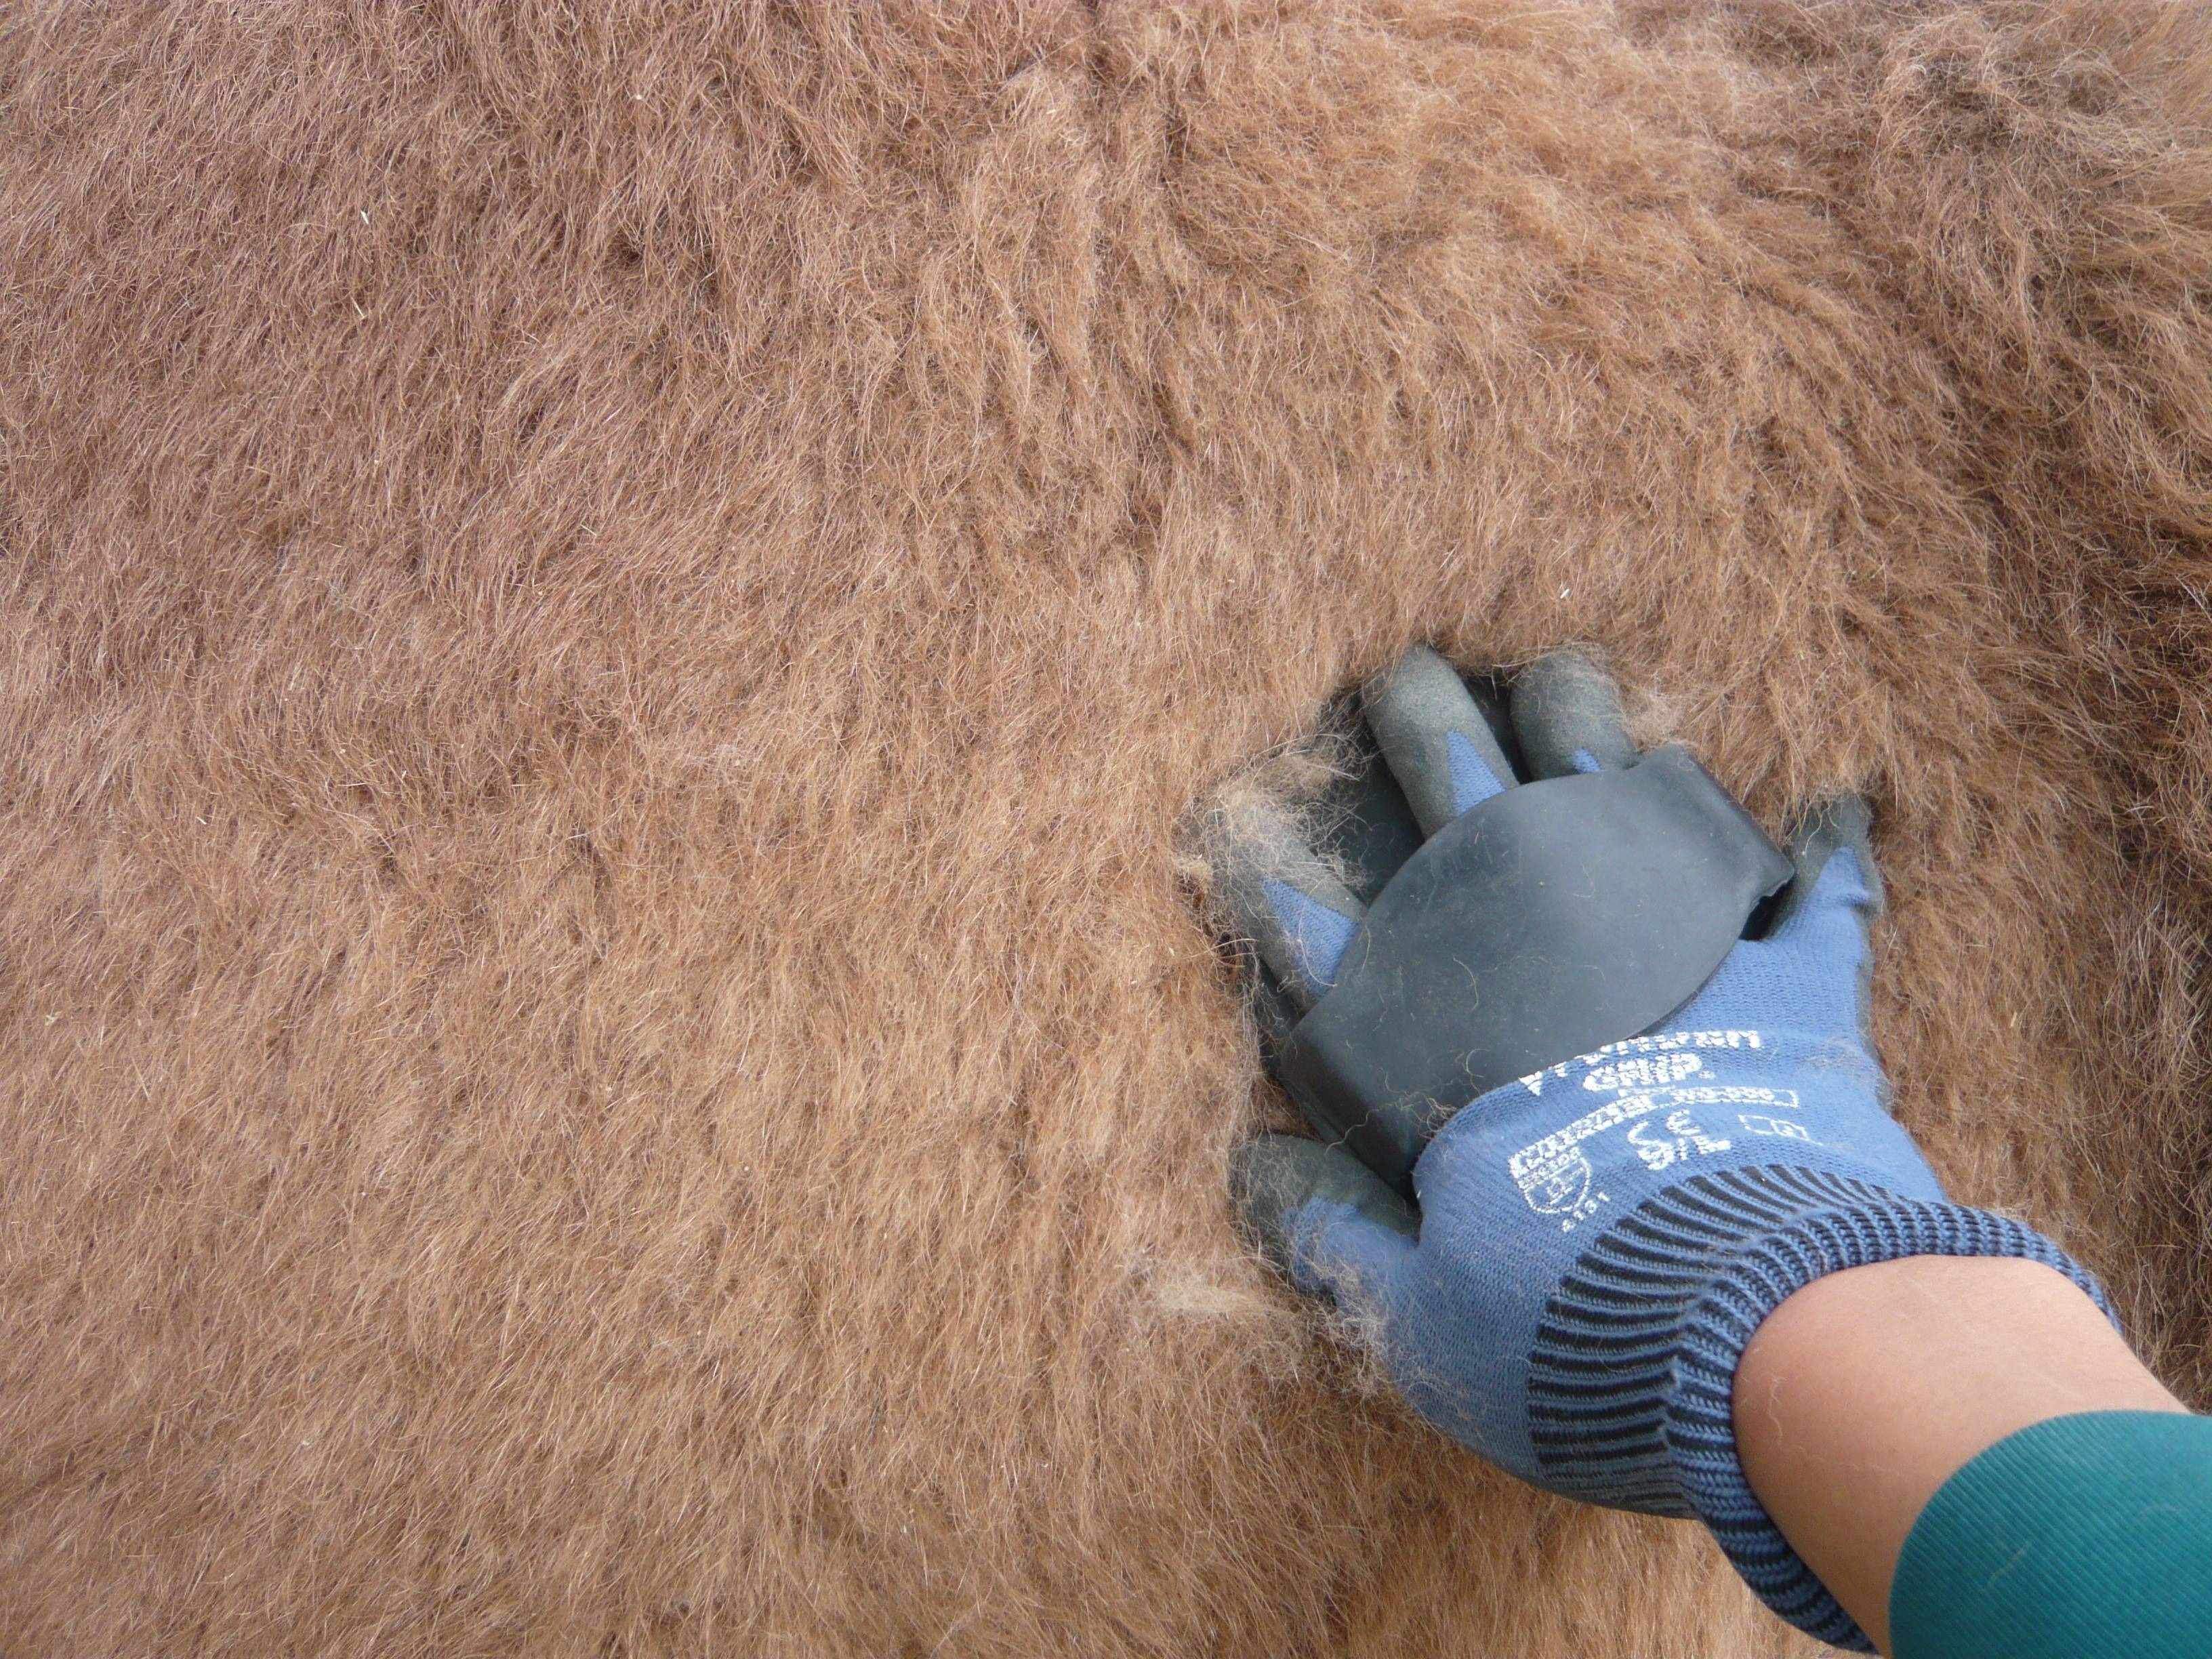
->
[[1508, 1084, 1807, 1227], [1627, 1110, 1733, 1172]]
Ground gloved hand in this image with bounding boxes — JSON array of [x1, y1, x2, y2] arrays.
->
[[1209, 647, 2108, 1653]]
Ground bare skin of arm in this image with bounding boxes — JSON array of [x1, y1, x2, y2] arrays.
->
[[1732, 1254, 2188, 1654]]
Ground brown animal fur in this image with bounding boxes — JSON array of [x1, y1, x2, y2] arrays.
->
[[4, 3, 2211, 1654]]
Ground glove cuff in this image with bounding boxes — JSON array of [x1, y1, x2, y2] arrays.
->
[[1659, 1176, 2112, 1651]]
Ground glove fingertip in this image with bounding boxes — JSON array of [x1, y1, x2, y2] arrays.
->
[[1509, 651, 1639, 779], [1204, 794, 1366, 1008], [1361, 644, 1520, 835], [1231, 1135, 1416, 1302], [1761, 794, 1883, 938]]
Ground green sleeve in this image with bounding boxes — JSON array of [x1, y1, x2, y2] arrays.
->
[[1890, 1410, 2212, 1659]]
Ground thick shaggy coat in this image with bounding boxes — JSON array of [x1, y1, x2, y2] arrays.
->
[[3, 3, 2211, 1655]]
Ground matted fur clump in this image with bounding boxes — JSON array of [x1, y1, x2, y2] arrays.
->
[[4, 3, 2211, 1654]]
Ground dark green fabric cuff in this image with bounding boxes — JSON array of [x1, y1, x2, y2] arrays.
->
[[1891, 1410, 2212, 1659]]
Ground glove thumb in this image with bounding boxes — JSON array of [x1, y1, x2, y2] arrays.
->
[[1232, 1135, 1418, 1311]]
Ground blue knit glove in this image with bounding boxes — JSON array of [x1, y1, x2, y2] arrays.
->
[[1215, 649, 2110, 1652]]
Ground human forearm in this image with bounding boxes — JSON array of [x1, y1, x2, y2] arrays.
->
[[1734, 1254, 2186, 1652]]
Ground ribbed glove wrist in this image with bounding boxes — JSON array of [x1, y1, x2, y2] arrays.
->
[[1527, 1166, 2112, 1650]]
